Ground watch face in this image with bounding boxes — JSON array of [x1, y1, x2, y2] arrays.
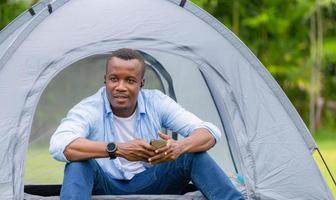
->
[[107, 142, 116, 152]]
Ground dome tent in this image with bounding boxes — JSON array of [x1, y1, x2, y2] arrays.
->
[[0, 0, 333, 199]]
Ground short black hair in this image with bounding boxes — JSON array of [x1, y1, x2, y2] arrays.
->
[[106, 48, 146, 77]]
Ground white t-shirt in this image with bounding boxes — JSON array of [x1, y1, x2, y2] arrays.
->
[[113, 110, 146, 177]]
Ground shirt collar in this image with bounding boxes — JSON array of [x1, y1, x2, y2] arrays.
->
[[103, 87, 112, 117], [103, 87, 146, 117], [137, 90, 146, 115]]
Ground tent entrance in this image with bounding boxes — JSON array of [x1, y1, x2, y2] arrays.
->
[[25, 52, 176, 185], [25, 50, 237, 197], [24, 52, 201, 197]]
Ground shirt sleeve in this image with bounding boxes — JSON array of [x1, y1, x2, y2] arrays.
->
[[49, 102, 94, 162], [155, 91, 221, 143]]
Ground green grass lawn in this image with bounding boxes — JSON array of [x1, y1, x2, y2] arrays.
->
[[25, 130, 336, 197], [313, 128, 336, 198], [24, 145, 64, 184]]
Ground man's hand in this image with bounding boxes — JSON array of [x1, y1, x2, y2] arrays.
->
[[116, 139, 156, 162], [148, 131, 185, 164]]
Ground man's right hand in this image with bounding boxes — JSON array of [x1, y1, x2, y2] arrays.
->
[[116, 139, 156, 162]]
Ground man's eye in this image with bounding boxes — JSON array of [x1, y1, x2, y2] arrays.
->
[[110, 77, 118, 82], [127, 79, 136, 84]]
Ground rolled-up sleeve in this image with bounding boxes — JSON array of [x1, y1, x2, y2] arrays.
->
[[49, 103, 93, 162], [194, 122, 221, 143], [155, 91, 221, 144]]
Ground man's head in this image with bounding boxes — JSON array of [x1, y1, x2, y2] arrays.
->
[[104, 48, 146, 117]]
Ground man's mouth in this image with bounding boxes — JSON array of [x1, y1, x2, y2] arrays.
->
[[114, 96, 127, 98], [113, 94, 128, 100]]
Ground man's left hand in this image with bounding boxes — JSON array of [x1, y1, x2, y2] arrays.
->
[[148, 131, 185, 164]]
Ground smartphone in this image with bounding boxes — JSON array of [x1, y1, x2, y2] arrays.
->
[[150, 140, 167, 149]]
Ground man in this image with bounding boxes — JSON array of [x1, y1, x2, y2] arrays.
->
[[49, 48, 244, 200]]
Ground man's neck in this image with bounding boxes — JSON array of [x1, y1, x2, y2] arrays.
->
[[111, 105, 137, 118]]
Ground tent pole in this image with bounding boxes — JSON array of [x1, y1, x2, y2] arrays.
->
[[316, 148, 336, 186]]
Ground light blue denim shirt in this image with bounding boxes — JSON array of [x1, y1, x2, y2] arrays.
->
[[49, 87, 221, 180]]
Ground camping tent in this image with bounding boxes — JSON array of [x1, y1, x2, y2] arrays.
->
[[0, 0, 333, 199]]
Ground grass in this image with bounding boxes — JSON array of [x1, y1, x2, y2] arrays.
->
[[24, 130, 336, 197], [313, 128, 336, 198], [24, 145, 64, 184]]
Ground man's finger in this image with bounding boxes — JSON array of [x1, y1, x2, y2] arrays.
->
[[166, 139, 172, 148], [150, 154, 168, 164], [154, 145, 169, 154], [128, 153, 147, 162], [158, 131, 171, 140], [141, 148, 156, 157], [151, 151, 174, 164], [148, 149, 173, 162], [148, 149, 171, 162], [148, 153, 164, 162], [139, 141, 157, 151]]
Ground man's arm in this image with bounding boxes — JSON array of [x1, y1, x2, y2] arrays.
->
[[155, 91, 221, 143], [147, 91, 221, 164], [177, 128, 215, 153], [63, 138, 108, 161], [50, 100, 156, 162], [63, 137, 156, 162]]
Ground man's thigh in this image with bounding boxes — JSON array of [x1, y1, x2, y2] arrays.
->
[[94, 157, 191, 195], [129, 158, 191, 194]]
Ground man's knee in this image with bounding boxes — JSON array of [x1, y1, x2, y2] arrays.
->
[[64, 160, 97, 175], [181, 152, 210, 161], [61, 160, 97, 199], [178, 152, 210, 168]]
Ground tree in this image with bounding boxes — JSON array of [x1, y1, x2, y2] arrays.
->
[[193, 0, 336, 131], [0, 0, 30, 30]]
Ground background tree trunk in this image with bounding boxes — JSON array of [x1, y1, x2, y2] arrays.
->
[[315, 0, 323, 129], [310, 10, 317, 133], [232, 0, 240, 36], [309, 0, 324, 133]]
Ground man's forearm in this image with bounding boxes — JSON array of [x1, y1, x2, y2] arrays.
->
[[64, 137, 156, 162], [64, 138, 109, 161], [178, 128, 216, 154]]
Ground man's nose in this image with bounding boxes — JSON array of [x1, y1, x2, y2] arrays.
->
[[115, 80, 127, 91]]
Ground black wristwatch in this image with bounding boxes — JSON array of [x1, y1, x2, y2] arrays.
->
[[106, 142, 117, 159]]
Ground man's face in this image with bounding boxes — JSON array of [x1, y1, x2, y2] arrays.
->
[[105, 57, 144, 117]]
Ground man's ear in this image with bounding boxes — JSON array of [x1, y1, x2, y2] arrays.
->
[[104, 75, 106, 84], [140, 79, 145, 87]]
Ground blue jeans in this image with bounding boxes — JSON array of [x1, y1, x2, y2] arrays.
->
[[60, 152, 244, 200]]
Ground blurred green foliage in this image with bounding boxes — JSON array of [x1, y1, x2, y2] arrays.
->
[[193, 0, 336, 131], [1, 0, 336, 131], [0, 0, 30, 29]]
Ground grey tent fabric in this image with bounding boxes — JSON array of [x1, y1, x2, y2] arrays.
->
[[0, 0, 333, 199]]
